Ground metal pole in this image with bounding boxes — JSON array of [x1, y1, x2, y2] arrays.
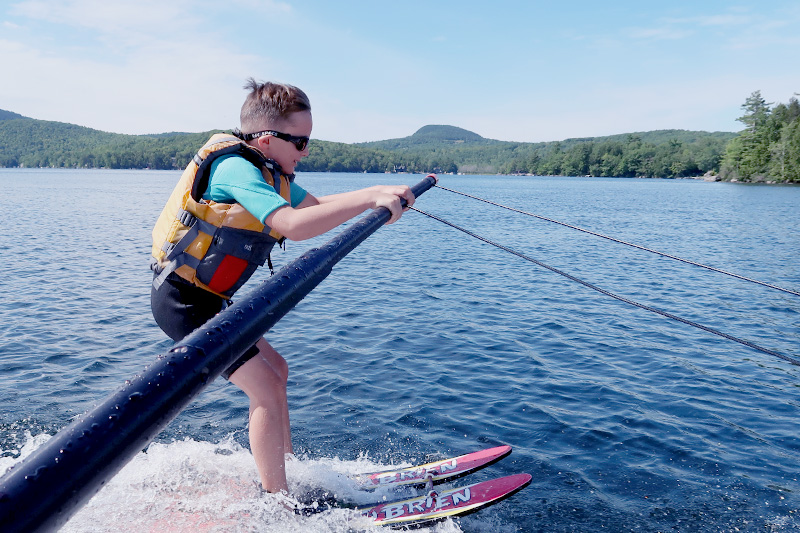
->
[[0, 175, 437, 533]]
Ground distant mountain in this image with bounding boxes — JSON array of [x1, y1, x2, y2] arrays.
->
[[360, 125, 501, 151], [0, 109, 27, 121], [412, 124, 485, 142]]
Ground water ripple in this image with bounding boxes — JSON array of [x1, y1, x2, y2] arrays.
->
[[1, 170, 799, 531]]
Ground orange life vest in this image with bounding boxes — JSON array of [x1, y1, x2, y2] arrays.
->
[[151, 134, 292, 298]]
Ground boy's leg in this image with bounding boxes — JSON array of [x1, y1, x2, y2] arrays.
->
[[228, 338, 292, 493], [252, 338, 293, 456]]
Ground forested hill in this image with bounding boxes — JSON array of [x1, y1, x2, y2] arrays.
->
[[0, 108, 748, 179], [0, 110, 26, 121], [0, 113, 222, 170], [360, 125, 492, 149], [363, 124, 733, 150]]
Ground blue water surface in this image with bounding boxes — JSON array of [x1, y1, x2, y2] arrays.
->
[[1, 169, 799, 532]]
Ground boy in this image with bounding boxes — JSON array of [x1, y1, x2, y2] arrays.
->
[[150, 79, 417, 496]]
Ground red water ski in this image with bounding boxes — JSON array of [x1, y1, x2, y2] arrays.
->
[[350, 445, 512, 490], [358, 473, 531, 528]]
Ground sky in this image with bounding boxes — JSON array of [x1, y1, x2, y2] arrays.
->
[[1, 0, 799, 144]]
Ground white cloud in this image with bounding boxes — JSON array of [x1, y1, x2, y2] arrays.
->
[[10, 0, 291, 35], [690, 14, 752, 27], [628, 26, 693, 41], [0, 0, 300, 133], [627, 6, 800, 49]]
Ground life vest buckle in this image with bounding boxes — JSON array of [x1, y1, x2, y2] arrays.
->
[[178, 209, 198, 227]]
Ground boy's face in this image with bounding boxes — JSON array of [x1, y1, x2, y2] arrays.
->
[[255, 110, 312, 175]]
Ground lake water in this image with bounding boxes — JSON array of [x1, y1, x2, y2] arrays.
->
[[1, 169, 799, 532]]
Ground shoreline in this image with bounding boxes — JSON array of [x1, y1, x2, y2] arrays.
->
[[1, 166, 798, 185]]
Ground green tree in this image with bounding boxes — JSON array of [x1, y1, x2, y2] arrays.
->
[[733, 91, 773, 180], [721, 92, 800, 183], [770, 101, 800, 182]]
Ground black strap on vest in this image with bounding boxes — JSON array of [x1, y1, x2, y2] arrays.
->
[[191, 142, 276, 201]]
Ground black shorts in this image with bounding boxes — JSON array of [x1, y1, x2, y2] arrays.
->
[[151, 273, 259, 380]]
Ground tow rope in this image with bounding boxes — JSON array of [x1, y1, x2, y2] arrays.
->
[[410, 186, 799, 367], [435, 185, 800, 298]]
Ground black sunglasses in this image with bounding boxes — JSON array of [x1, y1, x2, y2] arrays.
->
[[240, 129, 310, 151]]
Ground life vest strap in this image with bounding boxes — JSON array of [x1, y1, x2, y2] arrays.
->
[[152, 209, 217, 290], [162, 210, 218, 261], [151, 253, 201, 290]]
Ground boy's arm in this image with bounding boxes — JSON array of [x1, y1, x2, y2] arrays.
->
[[312, 185, 409, 205], [265, 185, 414, 241]]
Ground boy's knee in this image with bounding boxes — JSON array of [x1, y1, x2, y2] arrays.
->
[[259, 363, 286, 390], [255, 342, 289, 383], [273, 356, 289, 383], [245, 367, 287, 405]]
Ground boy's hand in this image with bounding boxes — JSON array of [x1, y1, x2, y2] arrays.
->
[[370, 185, 415, 207], [370, 185, 415, 224]]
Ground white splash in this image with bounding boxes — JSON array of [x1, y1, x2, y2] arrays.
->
[[2, 433, 467, 533]]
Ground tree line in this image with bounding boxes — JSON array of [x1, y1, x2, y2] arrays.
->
[[0, 120, 214, 170], [719, 91, 800, 183], [492, 134, 731, 179], [1, 92, 797, 182], [296, 130, 735, 179]]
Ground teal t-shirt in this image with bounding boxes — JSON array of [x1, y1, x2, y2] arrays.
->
[[203, 155, 307, 223]]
